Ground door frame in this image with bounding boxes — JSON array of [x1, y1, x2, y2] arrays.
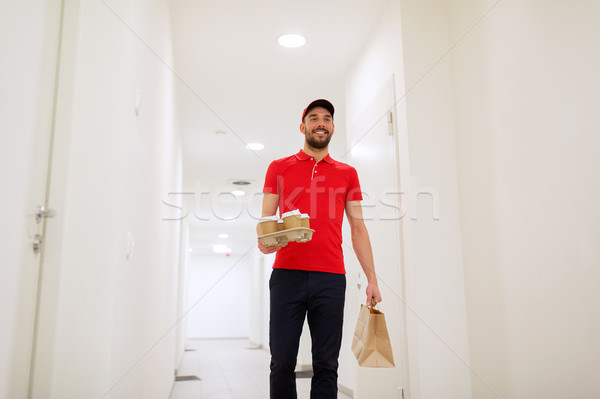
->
[[345, 74, 415, 398], [26, 0, 82, 397]]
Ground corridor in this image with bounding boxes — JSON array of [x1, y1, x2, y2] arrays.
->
[[4, 1, 600, 398]]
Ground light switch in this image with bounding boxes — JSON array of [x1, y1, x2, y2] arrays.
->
[[126, 232, 135, 259], [135, 89, 142, 115]]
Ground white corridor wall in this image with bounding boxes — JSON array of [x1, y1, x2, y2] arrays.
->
[[344, 1, 473, 398], [2, 0, 183, 398], [186, 253, 251, 339], [451, 1, 600, 398]]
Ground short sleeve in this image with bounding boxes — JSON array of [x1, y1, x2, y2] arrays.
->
[[346, 168, 363, 201], [263, 161, 279, 194]]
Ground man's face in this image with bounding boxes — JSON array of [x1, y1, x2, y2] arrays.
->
[[300, 106, 335, 149]]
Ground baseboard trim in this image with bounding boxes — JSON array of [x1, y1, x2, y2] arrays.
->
[[338, 383, 354, 398]]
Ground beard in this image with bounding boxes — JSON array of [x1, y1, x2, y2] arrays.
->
[[305, 129, 332, 149]]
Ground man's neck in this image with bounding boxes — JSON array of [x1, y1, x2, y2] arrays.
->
[[303, 143, 329, 162]]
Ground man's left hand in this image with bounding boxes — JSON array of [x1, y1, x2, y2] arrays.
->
[[366, 281, 382, 306]]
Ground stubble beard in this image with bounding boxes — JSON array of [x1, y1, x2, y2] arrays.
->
[[305, 128, 332, 150]]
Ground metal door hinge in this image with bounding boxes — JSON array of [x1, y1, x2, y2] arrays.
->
[[388, 111, 394, 136]]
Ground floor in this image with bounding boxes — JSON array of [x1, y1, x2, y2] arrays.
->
[[169, 339, 352, 399]]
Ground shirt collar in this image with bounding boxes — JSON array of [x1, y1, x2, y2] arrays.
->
[[295, 149, 335, 164]]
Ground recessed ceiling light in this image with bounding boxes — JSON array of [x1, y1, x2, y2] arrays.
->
[[278, 33, 306, 49], [246, 142, 265, 151], [231, 190, 246, 197], [218, 233, 229, 239]]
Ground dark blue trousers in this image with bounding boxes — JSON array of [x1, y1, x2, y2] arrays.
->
[[269, 269, 346, 399]]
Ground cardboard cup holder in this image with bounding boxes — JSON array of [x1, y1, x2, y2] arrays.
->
[[258, 227, 315, 247]]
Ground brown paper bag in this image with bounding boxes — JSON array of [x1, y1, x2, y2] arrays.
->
[[351, 304, 395, 367]]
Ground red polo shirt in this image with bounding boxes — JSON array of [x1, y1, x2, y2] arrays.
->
[[263, 150, 363, 274]]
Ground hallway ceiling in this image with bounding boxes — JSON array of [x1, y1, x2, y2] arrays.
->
[[170, 0, 392, 253]]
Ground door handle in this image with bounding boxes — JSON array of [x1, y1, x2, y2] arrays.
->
[[34, 205, 56, 223]]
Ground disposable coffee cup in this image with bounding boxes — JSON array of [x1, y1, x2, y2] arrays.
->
[[277, 219, 285, 231], [300, 214, 310, 229], [282, 210, 302, 229], [258, 216, 279, 234]]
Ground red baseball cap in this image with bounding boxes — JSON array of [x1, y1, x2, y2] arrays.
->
[[301, 99, 334, 121]]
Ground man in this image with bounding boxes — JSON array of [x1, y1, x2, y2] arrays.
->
[[258, 99, 381, 399]]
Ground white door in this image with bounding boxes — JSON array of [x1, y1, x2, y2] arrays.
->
[[346, 76, 408, 398], [0, 1, 64, 398]]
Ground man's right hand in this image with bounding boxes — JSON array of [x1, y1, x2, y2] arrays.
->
[[258, 239, 281, 254]]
